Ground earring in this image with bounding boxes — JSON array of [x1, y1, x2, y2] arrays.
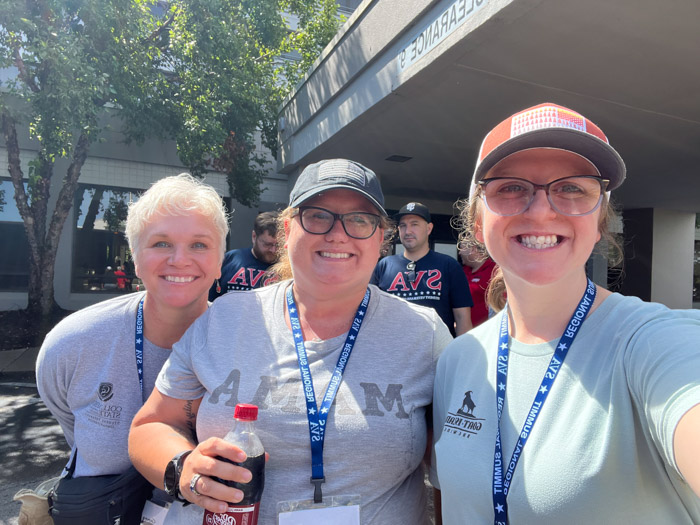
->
[[216, 279, 221, 294]]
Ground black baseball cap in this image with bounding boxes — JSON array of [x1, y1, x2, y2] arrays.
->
[[396, 202, 431, 223], [288, 159, 387, 216]]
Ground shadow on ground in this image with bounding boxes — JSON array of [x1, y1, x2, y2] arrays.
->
[[0, 384, 69, 482], [0, 384, 69, 524]]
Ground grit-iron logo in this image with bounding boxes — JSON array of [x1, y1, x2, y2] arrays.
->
[[98, 382, 114, 402], [444, 390, 485, 439]]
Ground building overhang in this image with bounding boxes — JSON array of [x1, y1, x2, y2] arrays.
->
[[278, 0, 700, 214]]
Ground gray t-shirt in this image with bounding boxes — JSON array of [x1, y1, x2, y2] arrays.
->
[[432, 292, 700, 524], [37, 292, 171, 477], [157, 281, 453, 525]]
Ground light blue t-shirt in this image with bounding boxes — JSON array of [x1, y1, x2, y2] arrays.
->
[[432, 292, 700, 524]]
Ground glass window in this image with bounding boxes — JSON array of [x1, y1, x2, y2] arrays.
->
[[71, 185, 142, 294], [0, 179, 30, 291]]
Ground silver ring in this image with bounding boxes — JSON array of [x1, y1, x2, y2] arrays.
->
[[189, 473, 203, 497]]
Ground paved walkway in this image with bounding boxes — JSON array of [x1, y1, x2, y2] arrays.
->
[[0, 347, 439, 524], [0, 382, 68, 525]]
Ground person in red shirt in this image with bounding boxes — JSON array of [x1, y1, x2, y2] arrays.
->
[[458, 246, 497, 327], [114, 265, 128, 291]]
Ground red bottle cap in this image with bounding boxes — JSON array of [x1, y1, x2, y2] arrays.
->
[[234, 404, 258, 421]]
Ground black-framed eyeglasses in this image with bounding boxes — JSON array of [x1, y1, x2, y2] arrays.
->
[[478, 175, 609, 217], [406, 261, 416, 283], [296, 206, 382, 239]]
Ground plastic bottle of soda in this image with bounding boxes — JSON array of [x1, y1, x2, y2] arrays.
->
[[202, 404, 265, 525]]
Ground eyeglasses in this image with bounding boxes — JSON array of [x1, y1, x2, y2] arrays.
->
[[478, 175, 609, 217], [296, 206, 381, 239], [406, 261, 416, 283], [257, 239, 277, 250]]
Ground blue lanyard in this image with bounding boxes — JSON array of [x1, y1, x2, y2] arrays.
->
[[492, 279, 596, 525], [286, 286, 370, 503], [135, 297, 145, 402]]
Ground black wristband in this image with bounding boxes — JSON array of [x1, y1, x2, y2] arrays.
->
[[163, 449, 193, 501]]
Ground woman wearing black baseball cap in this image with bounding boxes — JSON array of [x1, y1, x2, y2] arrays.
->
[[431, 103, 700, 523], [129, 159, 453, 524]]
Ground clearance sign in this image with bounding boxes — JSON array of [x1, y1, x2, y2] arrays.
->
[[398, 0, 487, 72]]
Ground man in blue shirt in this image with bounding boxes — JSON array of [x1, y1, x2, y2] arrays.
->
[[372, 202, 473, 335], [209, 211, 278, 299]]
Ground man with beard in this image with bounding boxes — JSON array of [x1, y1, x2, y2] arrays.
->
[[209, 211, 278, 299], [372, 202, 473, 336]]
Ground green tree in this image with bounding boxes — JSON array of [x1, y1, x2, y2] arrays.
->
[[102, 192, 130, 233], [0, 0, 340, 319]]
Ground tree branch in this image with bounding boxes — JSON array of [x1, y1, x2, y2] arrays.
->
[[46, 131, 90, 253], [12, 46, 40, 93], [144, 11, 176, 46], [0, 111, 40, 268]]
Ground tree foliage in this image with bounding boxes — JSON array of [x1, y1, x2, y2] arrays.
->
[[0, 0, 341, 317]]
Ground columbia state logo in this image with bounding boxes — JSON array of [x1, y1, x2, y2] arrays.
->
[[444, 390, 485, 439], [98, 382, 114, 402]]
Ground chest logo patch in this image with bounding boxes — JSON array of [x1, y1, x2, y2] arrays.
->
[[98, 382, 114, 402], [444, 390, 485, 439]]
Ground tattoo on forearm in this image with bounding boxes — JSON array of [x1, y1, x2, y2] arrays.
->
[[183, 400, 197, 440]]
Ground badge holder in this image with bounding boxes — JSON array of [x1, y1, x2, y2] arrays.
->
[[140, 493, 172, 525], [277, 494, 361, 525]]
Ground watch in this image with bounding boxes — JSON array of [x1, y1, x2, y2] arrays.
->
[[163, 450, 193, 500]]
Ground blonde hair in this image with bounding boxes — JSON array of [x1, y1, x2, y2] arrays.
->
[[125, 174, 229, 265], [454, 191, 623, 312], [267, 206, 394, 281]]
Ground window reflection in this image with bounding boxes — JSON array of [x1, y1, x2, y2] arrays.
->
[[72, 185, 142, 293], [0, 179, 30, 291]]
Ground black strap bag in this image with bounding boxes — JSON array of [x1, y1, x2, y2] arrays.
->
[[48, 451, 153, 525]]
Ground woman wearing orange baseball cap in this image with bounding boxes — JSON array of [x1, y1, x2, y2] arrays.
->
[[431, 103, 700, 524]]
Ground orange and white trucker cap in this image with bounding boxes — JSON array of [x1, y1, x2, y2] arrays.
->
[[470, 103, 626, 197]]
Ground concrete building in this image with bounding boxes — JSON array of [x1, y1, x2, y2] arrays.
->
[[0, 0, 361, 312], [1, 0, 699, 311], [277, 0, 700, 309], [0, 126, 291, 311]]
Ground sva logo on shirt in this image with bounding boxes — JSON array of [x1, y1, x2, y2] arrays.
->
[[227, 268, 271, 290], [387, 270, 443, 292], [443, 390, 485, 439]]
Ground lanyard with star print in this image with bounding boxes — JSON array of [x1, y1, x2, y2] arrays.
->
[[286, 285, 370, 504], [492, 279, 596, 525], [134, 297, 146, 402]]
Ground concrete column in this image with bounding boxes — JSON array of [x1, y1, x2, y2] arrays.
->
[[651, 209, 696, 309]]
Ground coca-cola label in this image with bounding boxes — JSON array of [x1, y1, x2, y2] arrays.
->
[[203, 503, 259, 525]]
